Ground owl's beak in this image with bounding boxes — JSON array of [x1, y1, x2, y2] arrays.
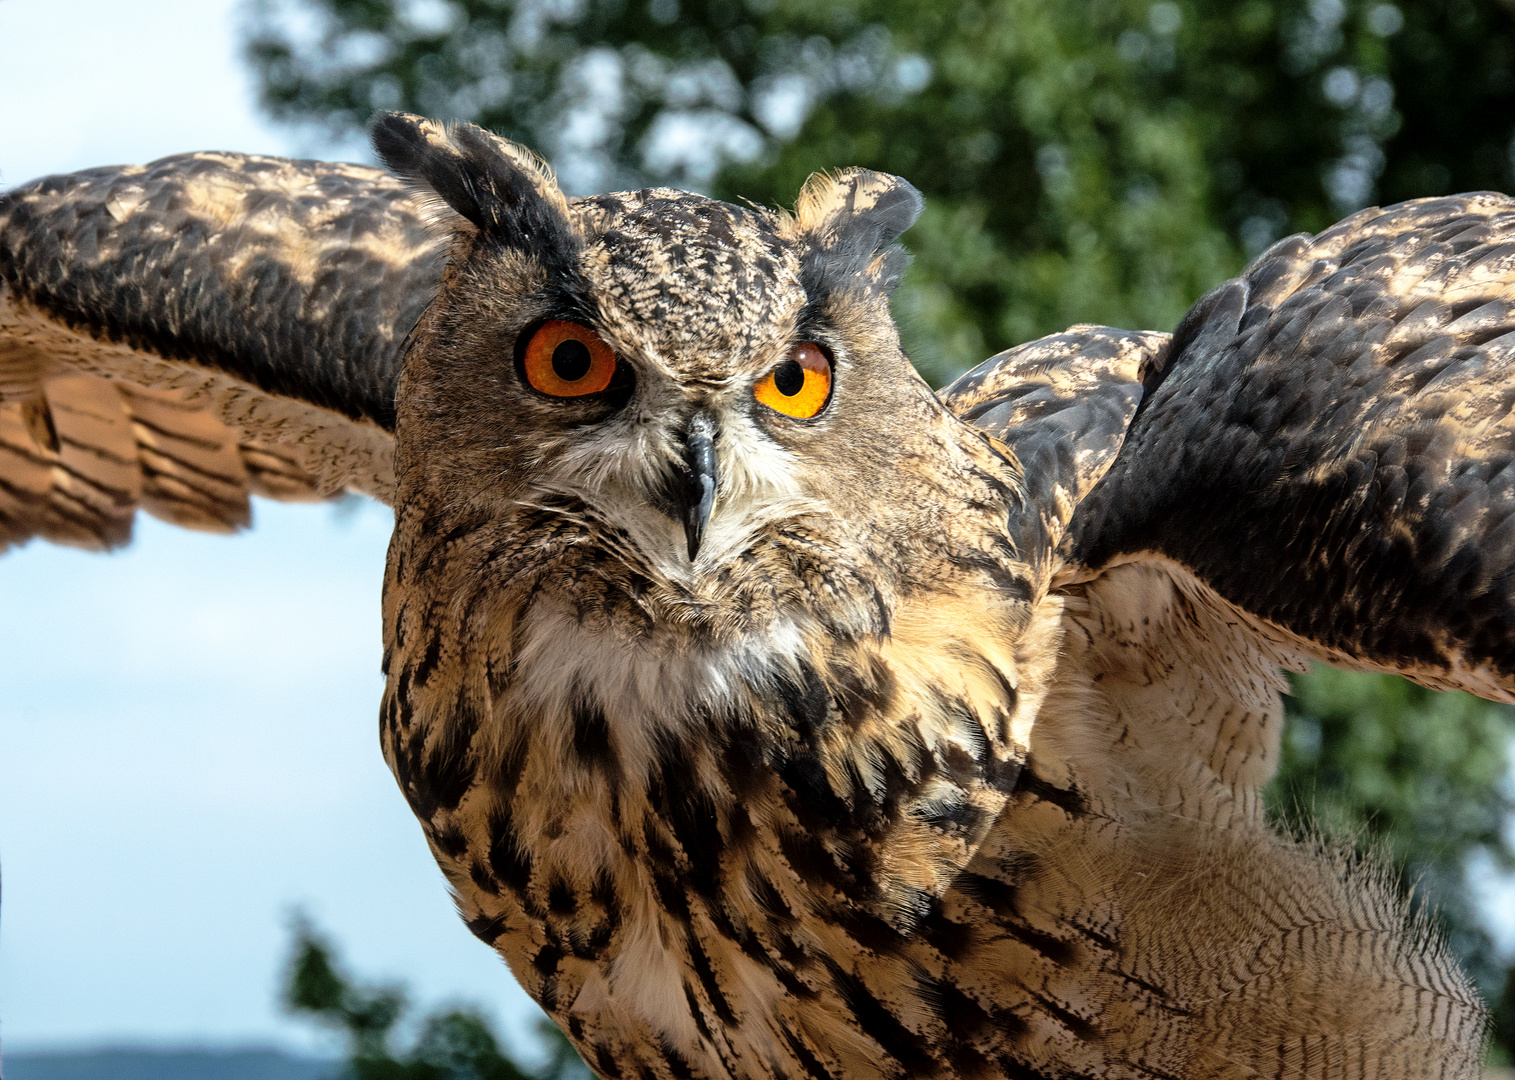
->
[[679, 414, 718, 561]]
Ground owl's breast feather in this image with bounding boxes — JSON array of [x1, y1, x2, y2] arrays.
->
[[378, 542, 1063, 1078]]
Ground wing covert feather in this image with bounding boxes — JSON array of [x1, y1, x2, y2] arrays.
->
[[0, 151, 448, 549], [1066, 193, 1515, 701], [940, 324, 1171, 587]]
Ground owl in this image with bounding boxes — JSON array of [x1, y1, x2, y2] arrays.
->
[[2, 112, 1512, 1079]]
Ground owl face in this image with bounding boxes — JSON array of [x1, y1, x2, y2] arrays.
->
[[380, 115, 1020, 649], [510, 188, 840, 575]]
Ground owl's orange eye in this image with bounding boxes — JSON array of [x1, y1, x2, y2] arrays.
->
[[522, 320, 619, 397], [754, 342, 832, 419]]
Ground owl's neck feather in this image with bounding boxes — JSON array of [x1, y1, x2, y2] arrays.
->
[[480, 575, 1040, 891]]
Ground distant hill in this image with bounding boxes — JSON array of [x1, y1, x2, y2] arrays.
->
[[2, 1047, 335, 1080]]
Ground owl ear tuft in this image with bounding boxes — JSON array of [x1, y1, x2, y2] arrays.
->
[[791, 168, 923, 296], [369, 112, 578, 256]]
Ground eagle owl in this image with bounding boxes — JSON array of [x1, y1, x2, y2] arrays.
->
[[2, 112, 1512, 1079]]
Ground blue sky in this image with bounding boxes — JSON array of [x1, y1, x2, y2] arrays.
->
[[0, 0, 539, 1056]]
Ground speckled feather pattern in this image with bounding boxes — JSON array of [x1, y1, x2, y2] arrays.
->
[[1, 113, 1508, 1078], [0, 151, 445, 546], [940, 326, 1172, 591], [0, 151, 443, 425], [1068, 194, 1515, 701]]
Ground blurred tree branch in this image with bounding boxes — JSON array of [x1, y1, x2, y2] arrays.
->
[[285, 917, 592, 1080]]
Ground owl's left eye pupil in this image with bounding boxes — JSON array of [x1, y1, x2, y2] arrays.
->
[[552, 339, 594, 382], [773, 359, 805, 396]]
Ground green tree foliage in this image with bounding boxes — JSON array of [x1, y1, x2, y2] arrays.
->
[[247, 0, 1515, 380], [285, 919, 592, 1080], [247, 0, 1515, 1056]]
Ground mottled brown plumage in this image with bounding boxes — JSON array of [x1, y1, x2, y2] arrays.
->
[[0, 150, 438, 547], [2, 112, 1512, 1078]]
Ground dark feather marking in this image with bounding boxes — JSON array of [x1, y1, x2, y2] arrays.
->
[[947, 553, 1034, 602], [648, 744, 724, 900], [921, 798, 987, 840], [840, 759, 889, 835], [412, 634, 444, 687], [683, 983, 715, 1042], [643, 814, 690, 922], [958, 873, 1075, 967], [833, 837, 883, 898], [658, 1038, 696, 1080], [44, 427, 127, 466], [778, 750, 851, 834], [396, 692, 478, 820], [593, 1044, 623, 1080], [487, 810, 534, 898], [1025, 990, 1096, 1040], [379, 693, 400, 744], [832, 903, 908, 956], [431, 823, 468, 859], [548, 876, 576, 915], [775, 661, 830, 740], [983, 751, 1023, 794], [720, 720, 772, 802], [652, 869, 692, 924], [925, 977, 1000, 1045], [468, 860, 498, 897], [777, 827, 857, 897], [590, 870, 621, 931], [918, 900, 976, 962], [465, 911, 509, 945], [643, 817, 680, 868], [586, 922, 615, 956], [486, 727, 531, 814], [1112, 968, 1191, 1014], [571, 699, 621, 782], [724, 800, 757, 854], [832, 653, 898, 727], [768, 955, 820, 1001], [746, 869, 796, 928], [1013, 767, 1087, 817], [685, 932, 739, 1027], [779, 1029, 834, 1080], [824, 960, 937, 1075], [946, 1044, 995, 1080], [533, 943, 562, 1011], [773, 927, 811, 974]]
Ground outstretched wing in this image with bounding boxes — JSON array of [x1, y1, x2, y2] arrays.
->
[[937, 211, 1515, 1071], [0, 151, 447, 550], [1060, 193, 1515, 703]]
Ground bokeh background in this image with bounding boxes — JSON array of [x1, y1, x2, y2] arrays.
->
[[6, 0, 1515, 1073]]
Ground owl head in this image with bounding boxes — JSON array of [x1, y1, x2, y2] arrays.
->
[[374, 113, 1024, 648]]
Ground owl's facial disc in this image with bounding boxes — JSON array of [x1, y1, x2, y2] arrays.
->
[[377, 114, 941, 625]]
